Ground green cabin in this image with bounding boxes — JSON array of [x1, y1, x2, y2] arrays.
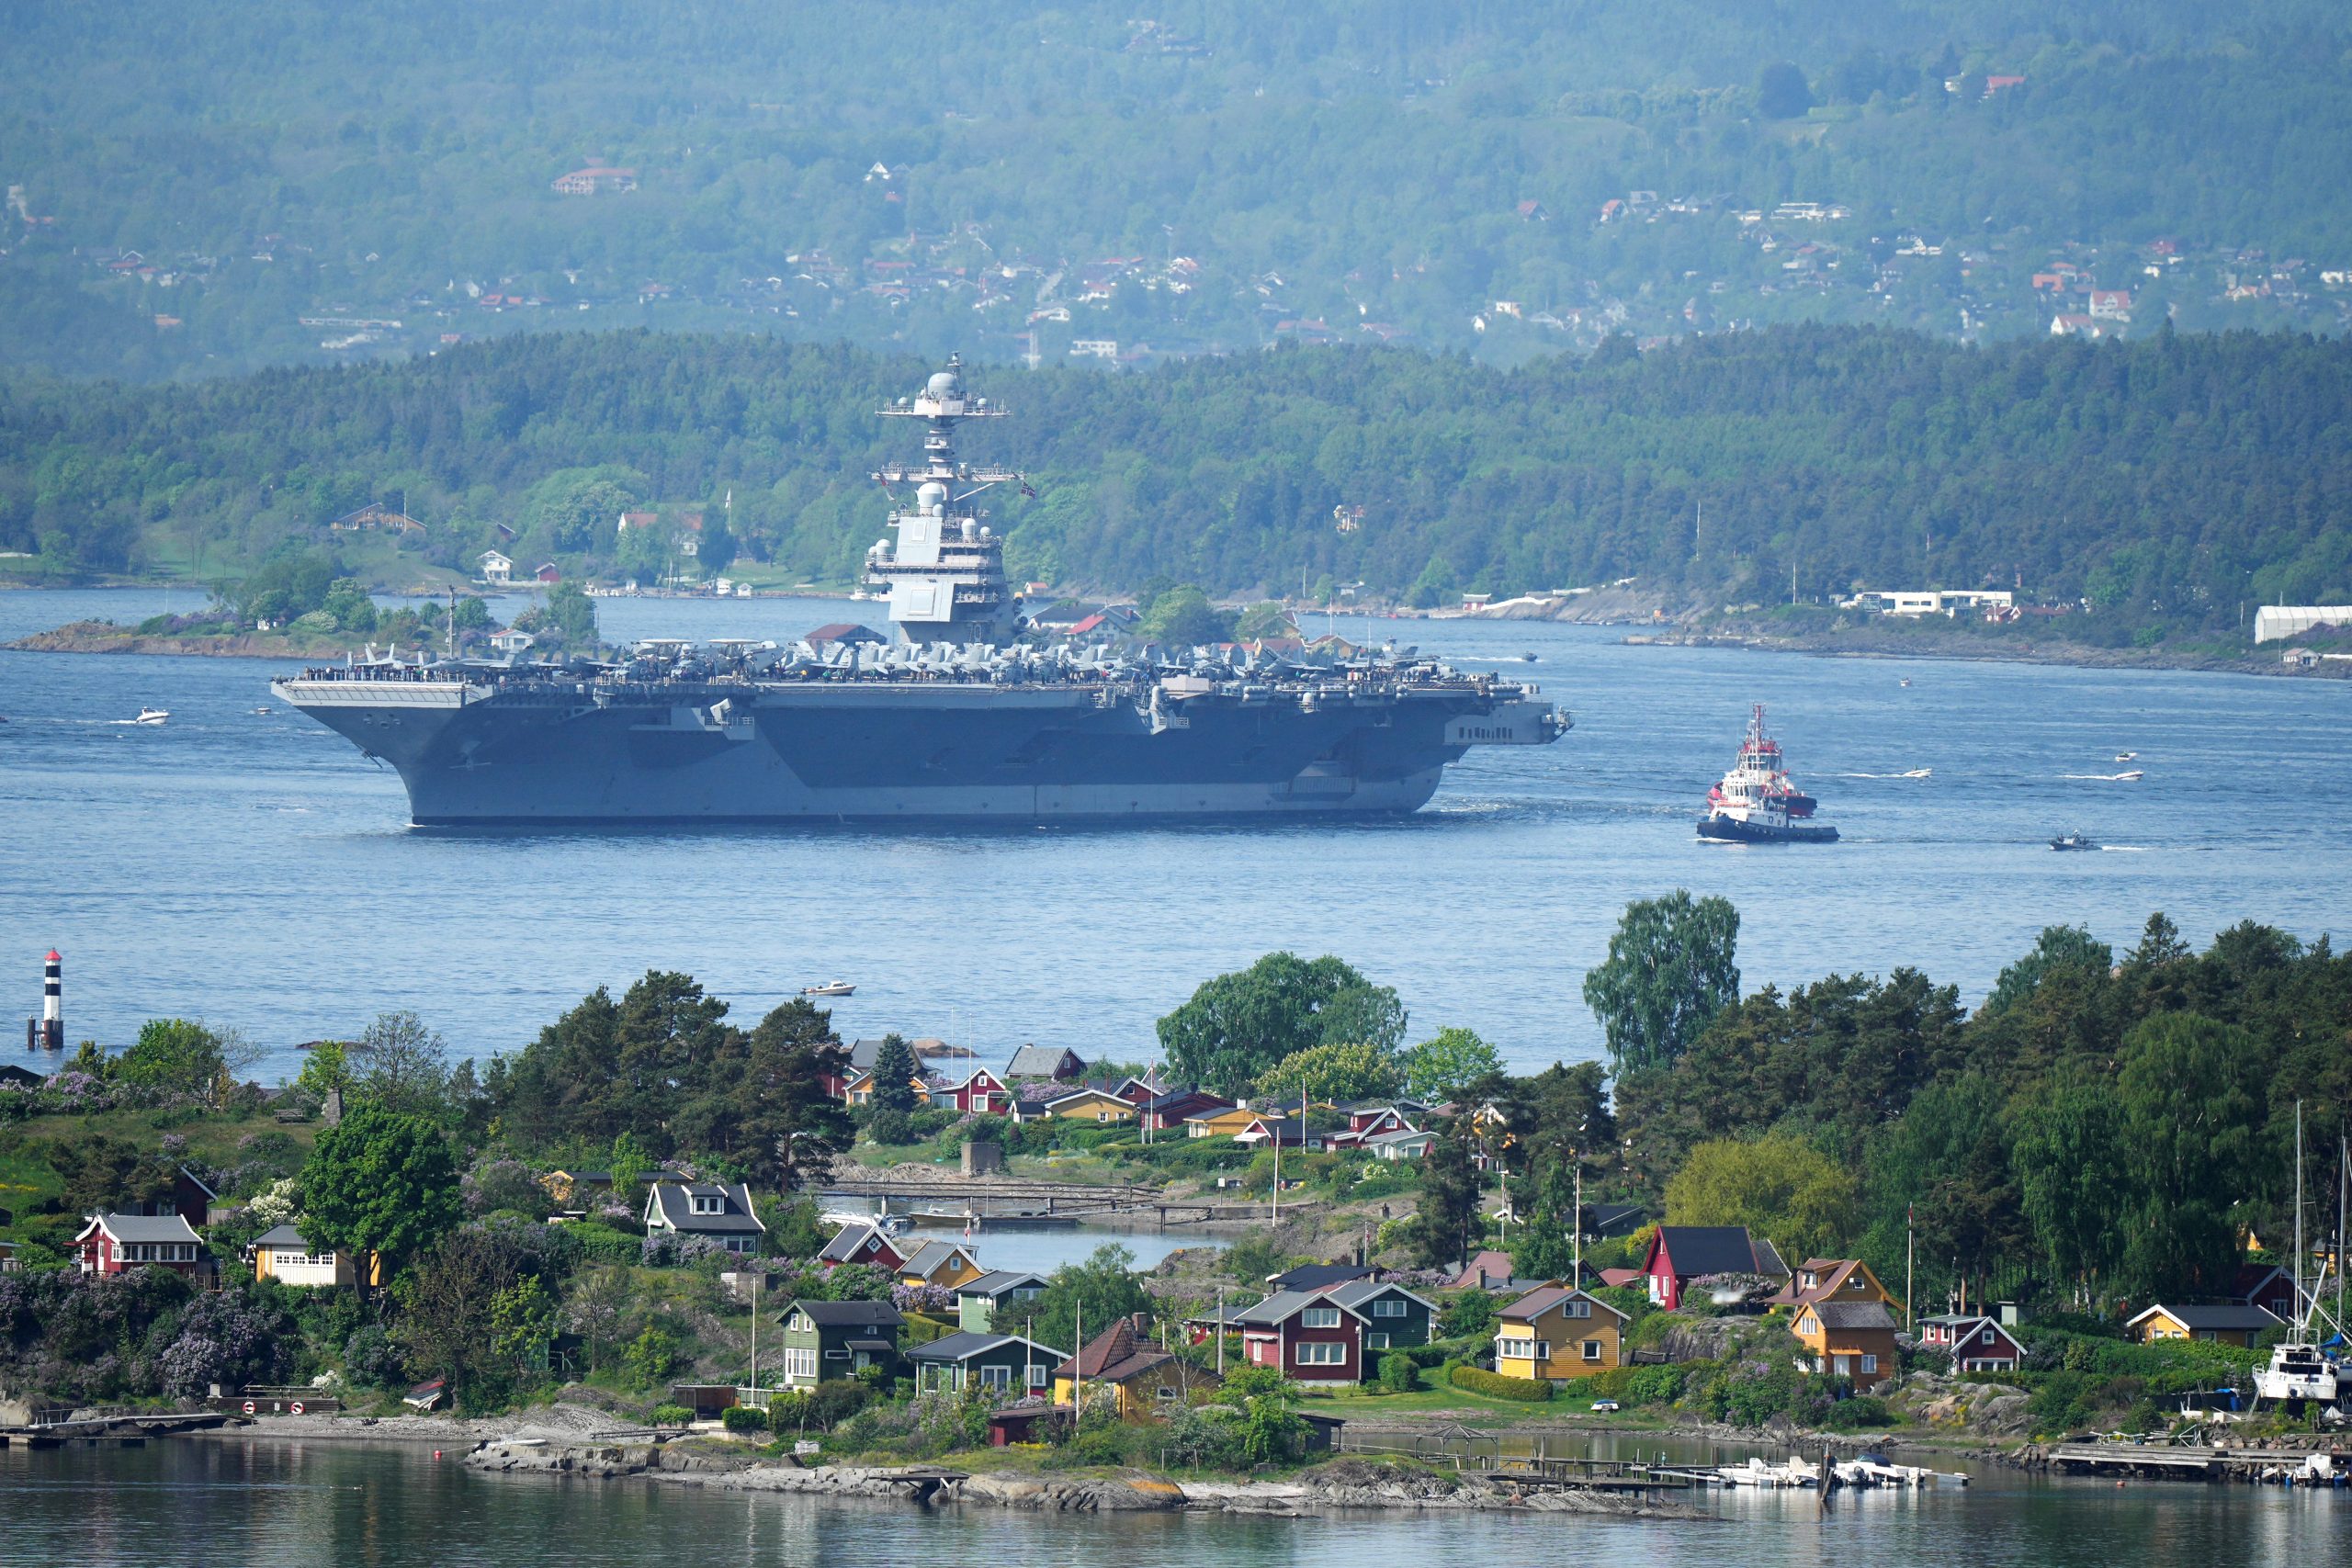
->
[[906, 1331, 1067, 1398], [775, 1298, 907, 1389], [955, 1269, 1049, 1335]]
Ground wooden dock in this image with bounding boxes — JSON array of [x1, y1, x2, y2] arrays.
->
[[2047, 1441, 2348, 1483]]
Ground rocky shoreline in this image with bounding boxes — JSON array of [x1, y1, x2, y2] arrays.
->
[[7, 620, 350, 660], [459, 1434, 1712, 1520]]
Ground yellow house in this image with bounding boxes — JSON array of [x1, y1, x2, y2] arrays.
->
[[1186, 1104, 1277, 1139], [2126, 1303, 2278, 1348], [1042, 1087, 1136, 1124], [1494, 1284, 1628, 1381], [1052, 1318, 1203, 1416], [898, 1240, 987, 1292]]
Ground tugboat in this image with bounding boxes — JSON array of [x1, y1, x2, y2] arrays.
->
[[1698, 705, 1838, 844], [2050, 830, 2099, 852]]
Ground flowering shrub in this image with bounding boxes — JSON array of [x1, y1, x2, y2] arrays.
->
[[889, 1282, 956, 1314]]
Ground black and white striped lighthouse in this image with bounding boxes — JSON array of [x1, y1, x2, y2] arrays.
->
[[27, 949, 62, 1051]]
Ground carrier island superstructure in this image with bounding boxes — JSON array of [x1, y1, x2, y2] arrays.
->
[[272, 356, 1569, 824]]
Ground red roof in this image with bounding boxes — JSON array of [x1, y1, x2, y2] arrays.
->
[[47, 950, 61, 962]]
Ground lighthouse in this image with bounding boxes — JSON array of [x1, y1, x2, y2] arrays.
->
[[28, 949, 62, 1052]]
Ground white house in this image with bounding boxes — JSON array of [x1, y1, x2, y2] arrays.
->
[[478, 550, 514, 585]]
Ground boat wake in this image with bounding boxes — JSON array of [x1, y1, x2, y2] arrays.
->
[[2063, 771, 2144, 782], [1841, 769, 1932, 780]]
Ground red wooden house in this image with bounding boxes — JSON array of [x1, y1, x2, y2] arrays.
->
[[76, 1213, 204, 1278], [1233, 1289, 1369, 1382], [1639, 1225, 1790, 1311], [921, 1067, 1012, 1116], [818, 1223, 906, 1273], [1917, 1314, 2025, 1372]]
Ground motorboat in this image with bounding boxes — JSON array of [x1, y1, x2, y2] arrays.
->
[[800, 980, 855, 998], [2051, 831, 2099, 852], [112, 707, 170, 726]]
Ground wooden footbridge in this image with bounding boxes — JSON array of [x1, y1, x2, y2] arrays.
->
[[817, 1174, 1295, 1228]]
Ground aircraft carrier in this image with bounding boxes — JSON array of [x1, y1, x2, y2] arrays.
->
[[273, 356, 1569, 824]]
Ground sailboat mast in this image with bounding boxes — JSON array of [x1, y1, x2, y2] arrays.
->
[[2293, 1100, 2305, 1334]]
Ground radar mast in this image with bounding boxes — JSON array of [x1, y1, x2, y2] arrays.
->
[[865, 354, 1025, 644]]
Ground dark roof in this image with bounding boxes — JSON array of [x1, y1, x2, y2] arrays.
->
[[1004, 1044, 1083, 1077], [782, 1299, 907, 1328], [1323, 1279, 1435, 1314], [1235, 1289, 1367, 1328], [1807, 1301, 1898, 1331], [819, 1224, 897, 1263], [899, 1240, 978, 1279], [253, 1224, 318, 1249], [958, 1269, 1047, 1299], [2136, 1303, 2281, 1331], [911, 1331, 1067, 1364], [1500, 1284, 1626, 1323], [1269, 1262, 1374, 1292], [1055, 1319, 1173, 1383], [1654, 1225, 1783, 1278], [1578, 1201, 1645, 1235], [83, 1213, 201, 1244], [807, 623, 886, 646], [646, 1180, 763, 1235]]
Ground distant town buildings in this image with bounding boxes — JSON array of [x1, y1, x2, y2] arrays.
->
[[551, 166, 637, 196]]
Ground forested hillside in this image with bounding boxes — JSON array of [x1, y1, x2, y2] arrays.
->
[[6, 326, 2346, 630], [5, 1, 2347, 379]]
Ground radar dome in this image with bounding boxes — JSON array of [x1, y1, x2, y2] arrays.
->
[[927, 370, 960, 400], [919, 481, 948, 513]]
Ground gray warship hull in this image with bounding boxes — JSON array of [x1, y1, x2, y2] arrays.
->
[[272, 672, 1561, 825]]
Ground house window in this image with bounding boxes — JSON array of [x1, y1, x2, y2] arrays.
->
[[785, 1348, 818, 1380], [1581, 1339, 1602, 1363], [1296, 1341, 1348, 1366], [691, 1195, 722, 1214], [1860, 1354, 1878, 1374], [1497, 1337, 1545, 1361], [1372, 1298, 1408, 1318], [1367, 1333, 1390, 1350], [1300, 1307, 1341, 1328], [1027, 1363, 1049, 1388], [1566, 1301, 1591, 1319], [980, 1364, 1012, 1391], [825, 1348, 850, 1360]]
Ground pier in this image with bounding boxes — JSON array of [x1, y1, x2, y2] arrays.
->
[[818, 1175, 1297, 1229], [2045, 1440, 2348, 1483]]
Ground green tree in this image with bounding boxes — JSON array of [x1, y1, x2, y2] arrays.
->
[[1982, 925, 2112, 1018], [1664, 1134, 1857, 1262], [115, 1018, 226, 1095], [1138, 584, 1234, 646], [322, 576, 376, 633], [1026, 1244, 1149, 1356], [730, 999, 857, 1190], [349, 1010, 453, 1122], [867, 1032, 921, 1117], [2011, 1064, 2131, 1301], [489, 1274, 559, 1374], [295, 1039, 352, 1101], [1580, 892, 1741, 1075], [1158, 953, 1406, 1095], [1756, 60, 1814, 119], [1402, 1027, 1503, 1101], [301, 1101, 463, 1275], [606, 1131, 652, 1193], [394, 1226, 530, 1404], [1226, 1363, 1306, 1461], [2118, 1012, 2267, 1298], [1408, 1128, 1484, 1269], [1253, 1040, 1403, 1104]]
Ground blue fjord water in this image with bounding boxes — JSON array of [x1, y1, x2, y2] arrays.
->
[[1, 588, 2345, 1081]]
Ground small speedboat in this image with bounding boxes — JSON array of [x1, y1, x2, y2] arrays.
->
[[251, 706, 275, 715], [112, 707, 170, 726], [2115, 750, 2138, 762], [2052, 830, 2099, 852], [2114, 769, 2144, 782], [800, 980, 855, 998]]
